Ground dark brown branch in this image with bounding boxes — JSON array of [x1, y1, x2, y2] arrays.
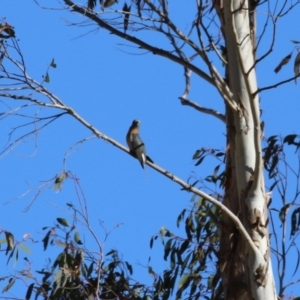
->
[[162, 24, 194, 99], [254, 75, 300, 95], [63, 0, 214, 86]]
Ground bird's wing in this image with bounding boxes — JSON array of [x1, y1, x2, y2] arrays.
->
[[131, 133, 144, 150], [126, 131, 133, 150], [131, 134, 146, 168]]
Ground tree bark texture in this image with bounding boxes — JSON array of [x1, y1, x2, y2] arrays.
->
[[219, 1, 276, 299]]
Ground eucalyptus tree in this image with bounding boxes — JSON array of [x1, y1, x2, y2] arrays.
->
[[1, 1, 300, 299]]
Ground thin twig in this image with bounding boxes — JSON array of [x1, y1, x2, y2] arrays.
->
[[179, 96, 225, 123]]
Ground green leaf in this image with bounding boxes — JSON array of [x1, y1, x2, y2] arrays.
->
[[269, 155, 279, 178], [204, 175, 213, 182], [190, 276, 199, 296], [160, 227, 172, 245], [74, 250, 83, 268], [176, 209, 186, 228], [192, 149, 202, 159], [44, 72, 50, 83], [53, 253, 66, 269], [50, 58, 57, 68], [212, 164, 221, 183], [296, 208, 300, 228], [283, 134, 298, 144], [0, 276, 9, 282], [81, 264, 87, 279], [52, 172, 67, 191], [172, 266, 179, 291], [57, 218, 70, 227], [176, 249, 183, 265], [274, 52, 292, 73], [163, 239, 173, 261], [279, 203, 292, 223], [148, 266, 155, 277], [5, 231, 14, 254], [149, 235, 156, 249], [106, 249, 116, 256], [294, 51, 300, 82], [290, 208, 299, 237], [2, 278, 16, 293], [178, 274, 191, 291], [269, 180, 278, 191], [185, 217, 194, 239], [163, 270, 172, 289], [15, 247, 19, 267], [74, 232, 83, 245], [25, 283, 34, 300], [207, 274, 214, 289], [53, 269, 63, 294], [215, 152, 225, 157], [267, 135, 278, 142], [291, 211, 297, 237], [197, 197, 203, 207], [6, 245, 15, 265], [149, 237, 153, 249], [170, 249, 176, 269], [125, 261, 133, 275], [179, 239, 189, 254], [19, 243, 32, 254], [291, 40, 300, 44], [42, 230, 52, 251], [195, 156, 205, 166], [87, 262, 94, 277], [181, 252, 192, 274]]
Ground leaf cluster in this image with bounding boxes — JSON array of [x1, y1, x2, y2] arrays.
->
[[149, 197, 222, 300]]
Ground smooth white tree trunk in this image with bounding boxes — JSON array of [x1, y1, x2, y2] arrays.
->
[[220, 1, 277, 299]]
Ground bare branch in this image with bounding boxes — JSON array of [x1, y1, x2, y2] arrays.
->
[[196, 17, 237, 111], [0, 33, 262, 264], [179, 96, 225, 123], [255, 75, 300, 95], [63, 0, 214, 85]]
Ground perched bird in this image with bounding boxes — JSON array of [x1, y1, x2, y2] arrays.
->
[[126, 120, 153, 168]]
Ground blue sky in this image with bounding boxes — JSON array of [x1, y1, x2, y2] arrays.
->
[[1, 0, 300, 298]]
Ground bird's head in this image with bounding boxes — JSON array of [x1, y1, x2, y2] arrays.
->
[[132, 119, 140, 127]]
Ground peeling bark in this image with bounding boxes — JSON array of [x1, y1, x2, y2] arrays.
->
[[218, 1, 277, 299]]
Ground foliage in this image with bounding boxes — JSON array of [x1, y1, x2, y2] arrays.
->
[[1, 131, 299, 299]]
